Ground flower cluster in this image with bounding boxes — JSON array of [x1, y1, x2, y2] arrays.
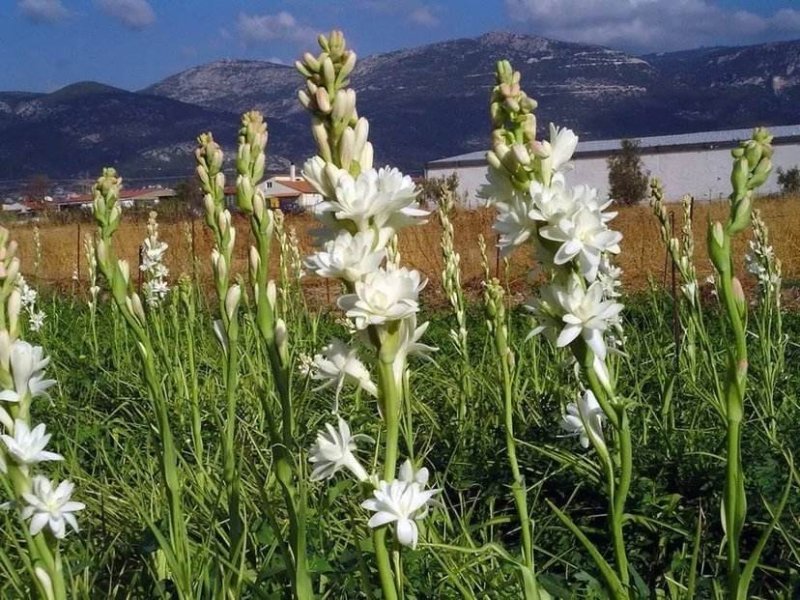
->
[[0, 228, 83, 548], [140, 211, 170, 307], [480, 61, 624, 447], [298, 31, 438, 552], [17, 276, 46, 332]]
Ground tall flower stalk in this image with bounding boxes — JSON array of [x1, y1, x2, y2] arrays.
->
[[484, 279, 542, 599], [92, 169, 192, 595], [233, 111, 313, 598], [436, 185, 472, 420], [194, 133, 246, 593], [705, 129, 789, 597], [0, 227, 82, 600], [297, 30, 436, 599], [480, 60, 630, 597]]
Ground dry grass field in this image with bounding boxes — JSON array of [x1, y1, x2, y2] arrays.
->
[[6, 196, 800, 306]]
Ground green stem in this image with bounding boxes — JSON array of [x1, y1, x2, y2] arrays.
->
[[373, 345, 402, 600]]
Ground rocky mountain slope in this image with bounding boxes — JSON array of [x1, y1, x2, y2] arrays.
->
[[2, 33, 799, 179]]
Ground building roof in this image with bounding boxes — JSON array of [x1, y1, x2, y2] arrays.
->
[[426, 124, 800, 169], [60, 187, 175, 205], [281, 179, 316, 194]]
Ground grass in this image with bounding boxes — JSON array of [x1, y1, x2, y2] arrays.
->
[[2, 282, 797, 598]]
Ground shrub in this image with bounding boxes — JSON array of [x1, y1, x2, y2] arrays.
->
[[777, 166, 800, 195], [608, 138, 649, 205]]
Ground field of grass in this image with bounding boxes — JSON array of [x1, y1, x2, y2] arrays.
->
[[2, 281, 797, 597]]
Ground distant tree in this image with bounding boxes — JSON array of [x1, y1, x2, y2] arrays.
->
[[174, 177, 204, 215], [23, 174, 52, 202], [419, 172, 460, 208], [607, 139, 649, 205], [777, 166, 800, 196]]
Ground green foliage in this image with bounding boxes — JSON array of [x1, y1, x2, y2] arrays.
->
[[1, 290, 797, 598], [777, 166, 800, 195], [608, 139, 649, 206]]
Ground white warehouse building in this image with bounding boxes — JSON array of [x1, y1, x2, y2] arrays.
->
[[425, 125, 800, 208]]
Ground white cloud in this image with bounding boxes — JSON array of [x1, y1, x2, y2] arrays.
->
[[236, 11, 317, 45], [18, 0, 69, 23], [359, 0, 441, 28], [94, 0, 155, 30], [505, 0, 800, 51], [410, 6, 439, 27]]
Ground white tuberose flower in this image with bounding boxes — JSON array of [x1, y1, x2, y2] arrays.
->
[[302, 338, 378, 402], [554, 277, 623, 360], [1, 420, 63, 466], [362, 476, 440, 549], [338, 267, 426, 330], [0, 341, 56, 404], [561, 390, 606, 449], [308, 417, 370, 482], [21, 476, 85, 539], [539, 208, 622, 281], [305, 230, 385, 283]]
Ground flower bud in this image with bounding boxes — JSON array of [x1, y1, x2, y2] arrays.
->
[[708, 221, 727, 271], [322, 56, 335, 86], [731, 157, 748, 195], [5, 257, 19, 285], [7, 289, 20, 335], [128, 293, 146, 324], [249, 246, 260, 278], [225, 284, 241, 321], [302, 52, 320, 72], [359, 142, 374, 172], [298, 89, 311, 109], [729, 194, 751, 234], [118, 259, 130, 286], [339, 51, 357, 80], [315, 87, 332, 114], [253, 190, 266, 223], [511, 143, 531, 166], [731, 277, 747, 321], [0, 330, 10, 370], [340, 127, 355, 169], [266, 280, 277, 312]]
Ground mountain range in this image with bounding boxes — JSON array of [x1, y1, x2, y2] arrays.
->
[[1, 32, 799, 182]]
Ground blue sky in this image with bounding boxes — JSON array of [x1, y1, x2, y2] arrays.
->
[[2, 0, 800, 92]]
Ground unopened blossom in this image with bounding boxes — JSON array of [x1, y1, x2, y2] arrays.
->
[[302, 338, 378, 401], [362, 476, 440, 549], [561, 390, 605, 449], [555, 278, 623, 360], [308, 417, 370, 482], [338, 267, 426, 329], [21, 476, 84, 539], [0, 341, 56, 403], [305, 230, 385, 283], [539, 208, 622, 281], [1, 420, 63, 467]]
